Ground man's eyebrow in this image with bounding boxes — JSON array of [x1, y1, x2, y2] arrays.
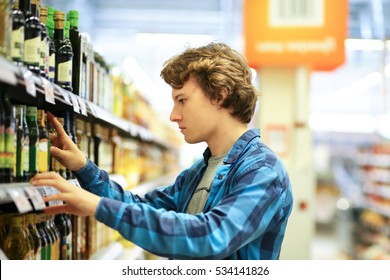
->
[[174, 93, 184, 101]]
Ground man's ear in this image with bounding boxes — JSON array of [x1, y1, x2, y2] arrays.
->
[[215, 88, 228, 106]]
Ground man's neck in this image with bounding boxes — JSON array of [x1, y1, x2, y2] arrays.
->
[[207, 120, 248, 156]]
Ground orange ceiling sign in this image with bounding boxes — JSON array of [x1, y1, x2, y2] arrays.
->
[[244, 0, 348, 71]]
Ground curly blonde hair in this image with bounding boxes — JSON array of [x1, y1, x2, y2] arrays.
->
[[160, 42, 258, 124]]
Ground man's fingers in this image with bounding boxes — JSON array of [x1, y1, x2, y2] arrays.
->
[[47, 112, 67, 138], [43, 204, 70, 215]]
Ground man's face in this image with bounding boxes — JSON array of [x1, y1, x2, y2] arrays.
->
[[170, 76, 221, 144]]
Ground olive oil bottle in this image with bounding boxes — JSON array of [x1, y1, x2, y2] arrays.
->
[[4, 214, 33, 260]]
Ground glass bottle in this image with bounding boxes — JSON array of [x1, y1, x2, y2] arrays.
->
[[1, 91, 15, 183], [47, 215, 59, 260], [27, 214, 42, 260], [38, 3, 49, 79], [55, 117, 67, 179], [30, 0, 44, 77], [54, 10, 73, 92], [0, 0, 12, 60], [26, 106, 38, 177], [68, 10, 82, 96], [36, 214, 50, 260], [21, 105, 30, 180], [11, 0, 25, 65], [54, 214, 67, 260], [37, 109, 48, 173], [46, 6, 55, 83], [4, 214, 33, 260], [19, 0, 41, 75], [64, 214, 72, 259], [23, 214, 36, 259], [14, 105, 25, 182]]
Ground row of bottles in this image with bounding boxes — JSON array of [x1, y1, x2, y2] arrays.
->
[[0, 213, 71, 260], [0, 212, 116, 260]]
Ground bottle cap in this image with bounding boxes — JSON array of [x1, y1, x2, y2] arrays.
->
[[68, 10, 79, 28]]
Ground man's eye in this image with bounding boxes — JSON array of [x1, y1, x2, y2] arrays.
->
[[178, 99, 185, 104]]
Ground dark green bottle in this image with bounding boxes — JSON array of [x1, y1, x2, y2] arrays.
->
[[36, 214, 50, 260], [19, 0, 41, 75], [26, 106, 38, 177], [46, 6, 55, 83], [14, 105, 25, 182], [54, 10, 73, 92], [68, 10, 81, 96], [11, 0, 25, 66], [54, 214, 67, 260], [1, 90, 15, 183]]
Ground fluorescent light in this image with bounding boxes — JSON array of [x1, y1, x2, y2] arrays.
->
[[345, 38, 388, 51], [309, 113, 377, 134]]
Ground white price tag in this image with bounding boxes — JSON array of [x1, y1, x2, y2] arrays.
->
[[37, 186, 63, 206], [41, 78, 56, 104], [24, 186, 46, 211], [0, 56, 18, 85], [54, 85, 71, 105], [86, 101, 97, 117], [76, 96, 88, 116], [68, 93, 80, 113], [6, 188, 33, 213], [22, 69, 36, 97]]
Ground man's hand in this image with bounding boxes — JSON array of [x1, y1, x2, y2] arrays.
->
[[31, 172, 100, 216], [47, 112, 87, 171]]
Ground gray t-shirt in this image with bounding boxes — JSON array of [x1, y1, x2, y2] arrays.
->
[[186, 153, 226, 214]]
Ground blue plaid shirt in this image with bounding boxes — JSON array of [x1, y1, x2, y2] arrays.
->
[[75, 128, 293, 259]]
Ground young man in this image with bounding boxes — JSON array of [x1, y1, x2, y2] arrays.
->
[[31, 42, 293, 260]]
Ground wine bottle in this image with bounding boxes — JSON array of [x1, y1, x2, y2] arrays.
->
[[14, 105, 25, 182], [19, 0, 41, 75], [68, 10, 82, 96], [21, 105, 30, 180], [38, 3, 49, 79], [26, 106, 38, 177], [36, 214, 50, 260], [54, 10, 73, 92], [27, 214, 42, 260], [54, 214, 67, 260], [46, 6, 55, 83], [64, 214, 72, 259], [11, 0, 25, 66], [1, 91, 16, 183], [0, 0, 12, 60], [30, 0, 45, 78], [37, 109, 48, 173], [47, 215, 60, 260]]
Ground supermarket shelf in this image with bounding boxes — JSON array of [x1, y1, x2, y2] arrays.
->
[[89, 242, 125, 260], [0, 56, 172, 150]]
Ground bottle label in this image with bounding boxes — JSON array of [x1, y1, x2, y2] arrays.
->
[[38, 138, 48, 172], [23, 137, 30, 176], [40, 39, 46, 70], [58, 60, 72, 83], [4, 127, 15, 169], [11, 27, 24, 60], [49, 53, 55, 82], [24, 36, 40, 64]]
